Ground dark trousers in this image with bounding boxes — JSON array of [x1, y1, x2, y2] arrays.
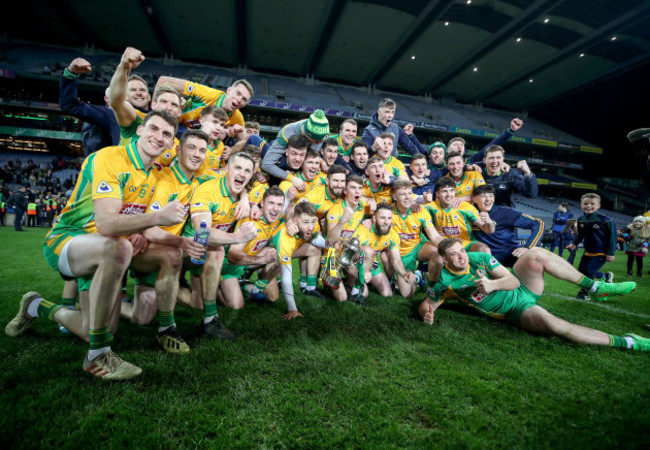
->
[[549, 231, 564, 256], [14, 207, 25, 231], [27, 214, 36, 227], [626, 253, 644, 276], [577, 254, 606, 280]]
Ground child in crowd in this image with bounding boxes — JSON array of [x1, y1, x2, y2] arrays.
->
[[623, 216, 649, 277], [566, 193, 616, 300]]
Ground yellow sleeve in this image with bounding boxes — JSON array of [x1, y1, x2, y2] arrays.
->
[[92, 149, 125, 201]]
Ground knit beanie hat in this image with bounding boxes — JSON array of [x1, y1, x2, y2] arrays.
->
[[633, 216, 645, 223], [428, 141, 447, 155], [304, 110, 329, 141]]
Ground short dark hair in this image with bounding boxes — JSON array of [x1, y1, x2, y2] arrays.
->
[[446, 151, 463, 161], [375, 203, 393, 215], [472, 184, 496, 196], [179, 129, 209, 148], [392, 179, 412, 192], [438, 237, 463, 257], [346, 174, 364, 187], [304, 148, 321, 161], [294, 201, 317, 217], [287, 134, 310, 150], [201, 105, 228, 121], [322, 137, 338, 149], [327, 164, 347, 178], [262, 186, 285, 202], [434, 177, 456, 194], [142, 110, 178, 135], [410, 153, 427, 164], [351, 142, 369, 156]]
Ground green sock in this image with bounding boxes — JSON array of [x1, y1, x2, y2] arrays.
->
[[608, 334, 625, 348], [61, 297, 76, 308], [299, 275, 307, 286], [37, 299, 62, 321], [203, 299, 218, 320], [89, 325, 113, 350], [307, 275, 317, 289], [254, 278, 270, 291], [157, 310, 176, 328], [577, 276, 596, 291]]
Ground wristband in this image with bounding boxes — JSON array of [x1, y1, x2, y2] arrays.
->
[[63, 68, 80, 79]]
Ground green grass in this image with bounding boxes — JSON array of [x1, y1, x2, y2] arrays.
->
[[1, 227, 649, 448]]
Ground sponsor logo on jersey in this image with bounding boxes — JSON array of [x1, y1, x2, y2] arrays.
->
[[399, 232, 417, 240], [213, 222, 232, 232], [470, 290, 487, 303], [97, 181, 113, 193], [341, 229, 354, 239], [193, 202, 203, 208], [251, 239, 270, 252], [149, 201, 162, 211], [282, 255, 290, 262], [593, 224, 600, 229], [120, 203, 146, 215], [187, 84, 194, 93], [441, 225, 461, 236], [489, 258, 497, 265]]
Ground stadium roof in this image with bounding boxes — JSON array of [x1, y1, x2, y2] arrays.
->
[[6, 0, 650, 111]]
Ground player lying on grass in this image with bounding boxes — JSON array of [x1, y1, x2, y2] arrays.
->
[[418, 238, 650, 351]]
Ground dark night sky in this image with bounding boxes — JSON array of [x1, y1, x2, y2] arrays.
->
[[531, 61, 650, 180]]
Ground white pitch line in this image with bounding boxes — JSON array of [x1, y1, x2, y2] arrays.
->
[[544, 292, 650, 319]]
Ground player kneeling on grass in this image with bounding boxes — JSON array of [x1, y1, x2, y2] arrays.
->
[[271, 201, 328, 319], [385, 180, 443, 297], [218, 187, 286, 308], [358, 203, 416, 299], [6, 111, 185, 380], [419, 238, 650, 351], [188, 152, 257, 339]]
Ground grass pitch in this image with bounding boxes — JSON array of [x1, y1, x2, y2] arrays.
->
[[1, 227, 649, 448]]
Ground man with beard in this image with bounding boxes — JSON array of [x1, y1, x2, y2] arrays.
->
[[326, 175, 367, 302], [271, 201, 328, 319], [471, 184, 544, 267], [358, 203, 415, 300], [188, 153, 257, 339], [219, 187, 286, 308], [418, 238, 649, 352], [298, 164, 347, 221]]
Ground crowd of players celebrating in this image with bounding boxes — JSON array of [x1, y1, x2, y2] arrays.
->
[[5, 47, 649, 381]]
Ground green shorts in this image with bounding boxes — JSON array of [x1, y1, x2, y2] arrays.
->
[[133, 269, 159, 287], [402, 241, 427, 272], [503, 283, 541, 326], [370, 259, 383, 277], [220, 259, 247, 280], [43, 228, 93, 291]]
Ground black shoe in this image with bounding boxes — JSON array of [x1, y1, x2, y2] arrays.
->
[[643, 324, 650, 332], [576, 290, 590, 301], [303, 288, 327, 299], [202, 317, 235, 340], [628, 272, 633, 277], [352, 294, 369, 307]]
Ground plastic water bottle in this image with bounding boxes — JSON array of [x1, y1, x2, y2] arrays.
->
[[190, 221, 209, 265]]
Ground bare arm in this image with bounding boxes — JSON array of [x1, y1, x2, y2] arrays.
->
[[474, 265, 520, 295], [228, 245, 277, 266], [155, 76, 187, 95], [142, 226, 205, 259], [423, 226, 443, 246], [109, 47, 143, 127], [95, 198, 186, 236]]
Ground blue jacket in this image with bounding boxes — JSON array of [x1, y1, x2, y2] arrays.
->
[[361, 112, 426, 157], [572, 212, 616, 256], [405, 166, 442, 195], [551, 210, 573, 233], [473, 205, 544, 264], [481, 167, 538, 207], [59, 70, 120, 155]]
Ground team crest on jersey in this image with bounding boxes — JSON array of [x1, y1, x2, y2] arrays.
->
[[150, 201, 162, 211], [97, 181, 113, 193], [476, 269, 486, 277], [466, 186, 471, 191]]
